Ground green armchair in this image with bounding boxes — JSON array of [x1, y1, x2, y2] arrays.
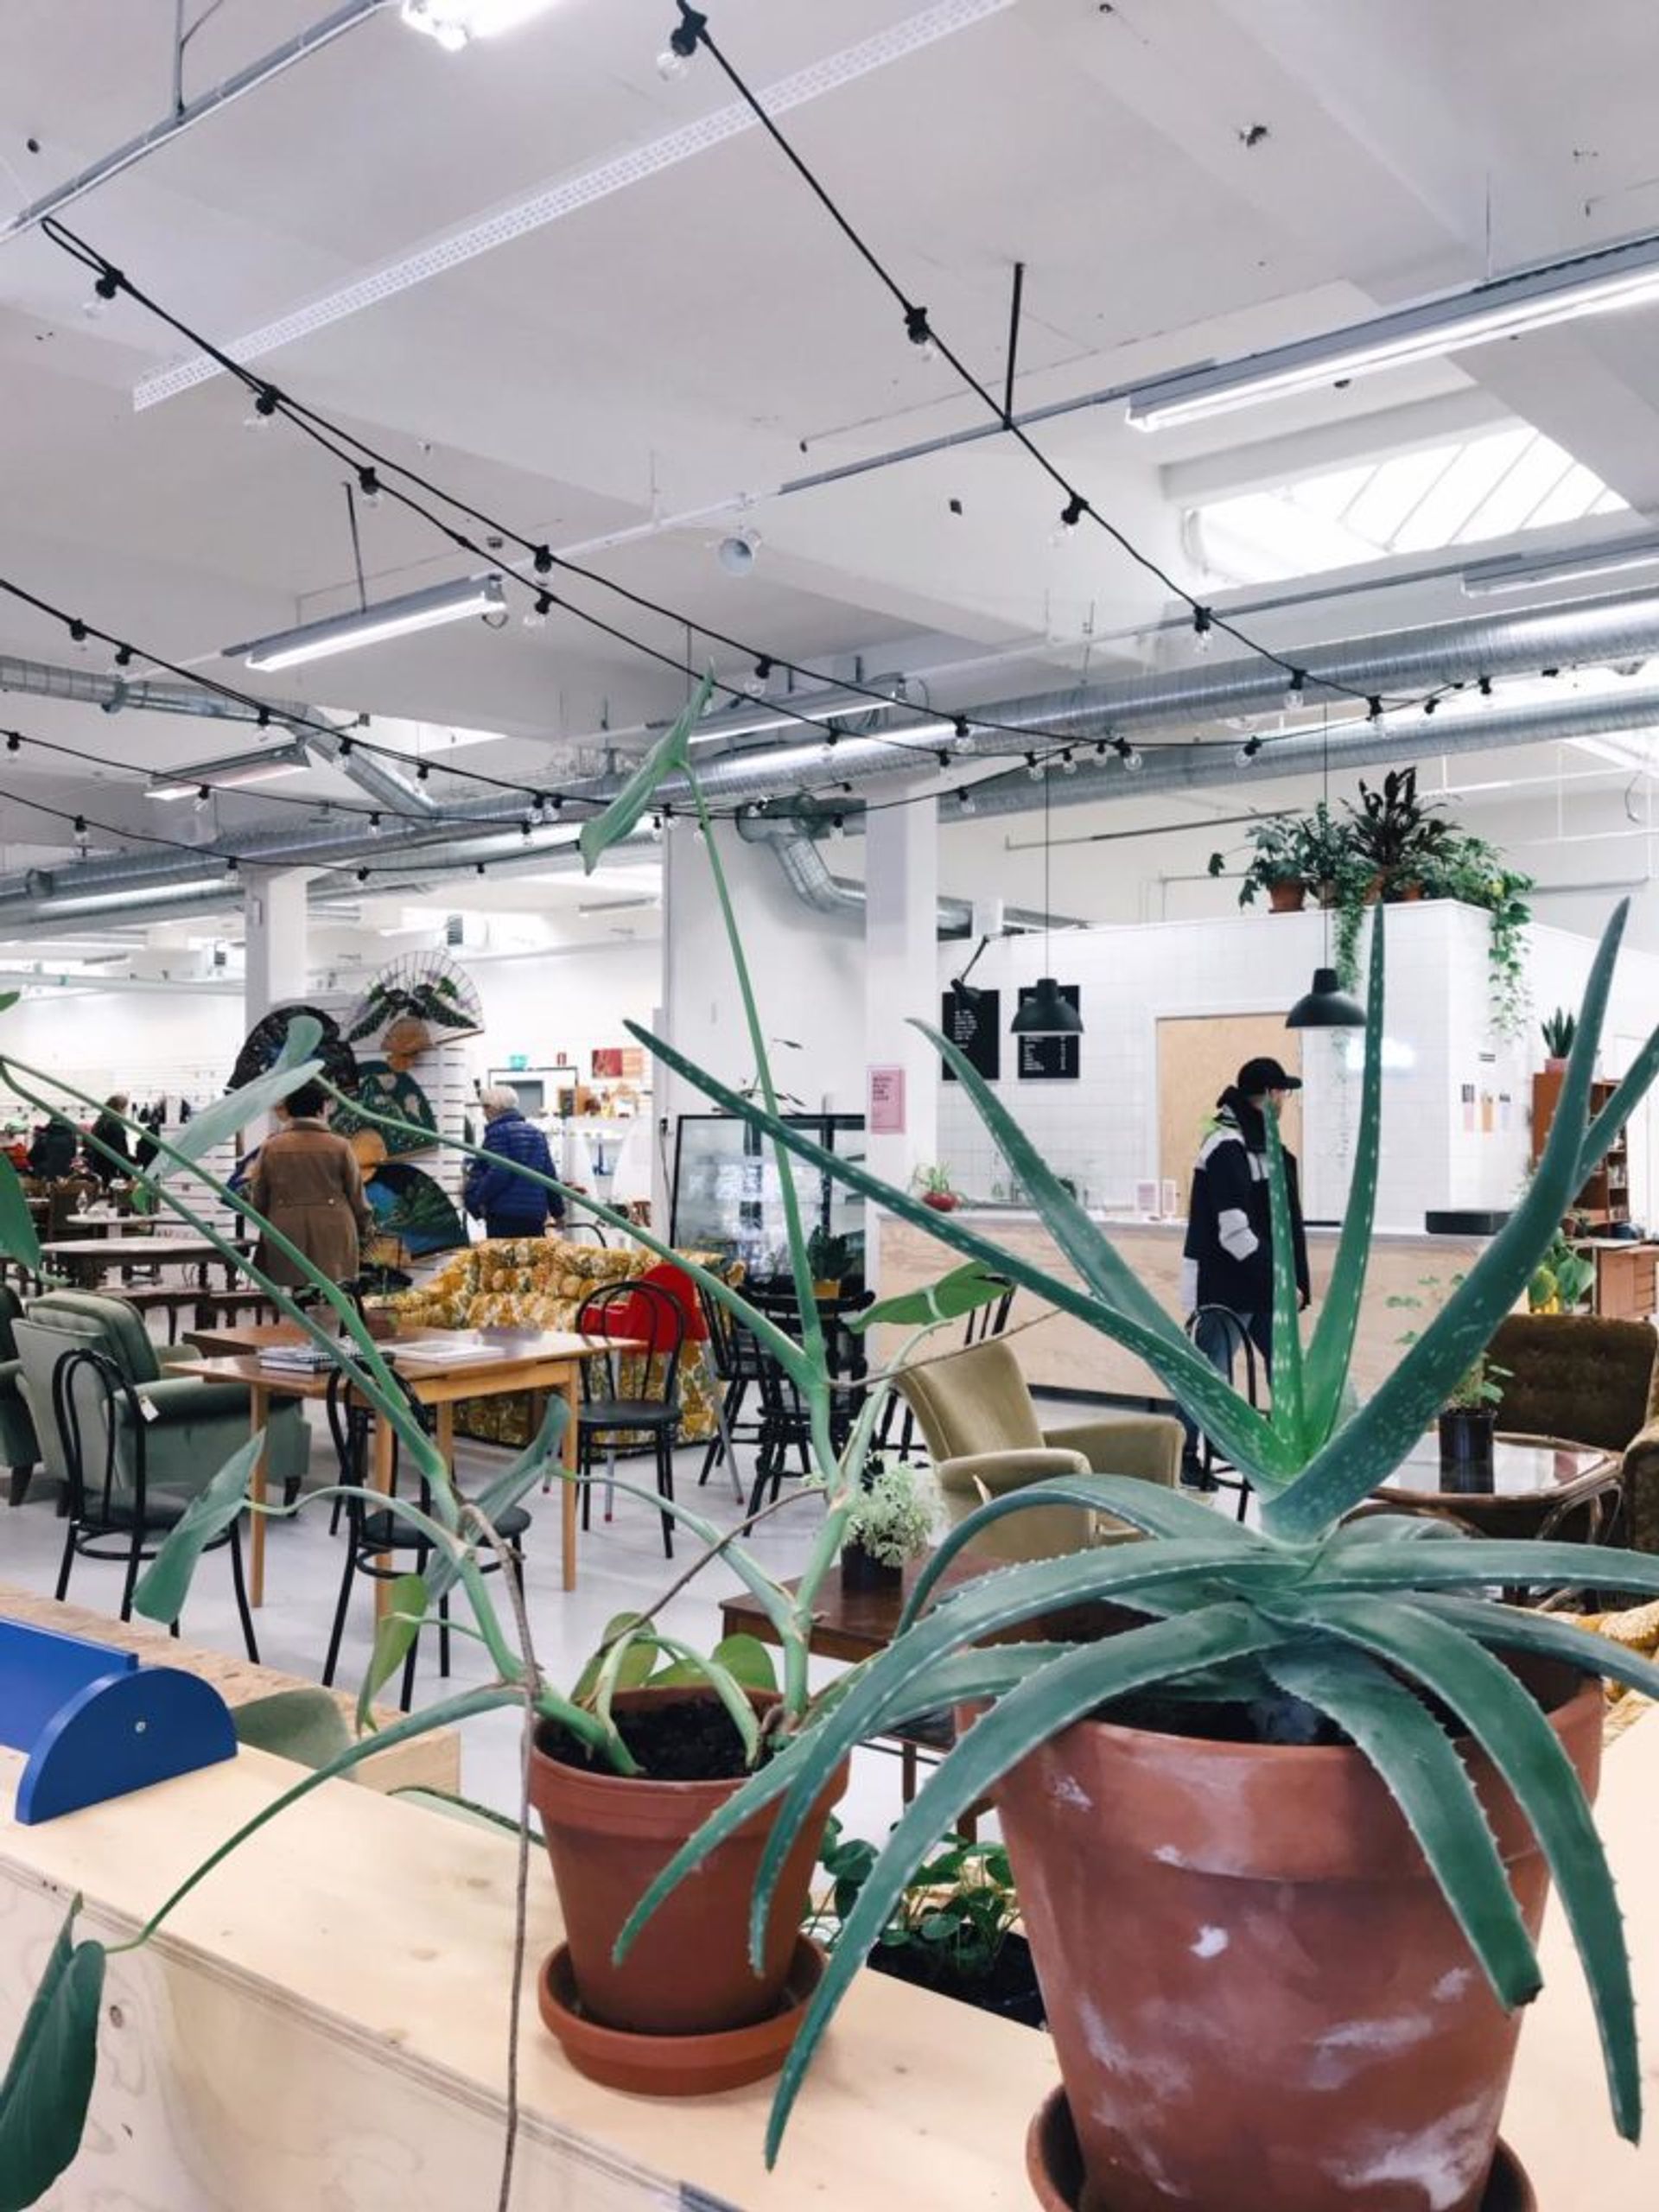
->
[[12, 1289, 309, 1511], [0, 1285, 41, 1507], [896, 1337, 1183, 1560], [1490, 1312, 1659, 1554]]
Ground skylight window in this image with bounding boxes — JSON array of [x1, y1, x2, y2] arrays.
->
[[1190, 424, 1625, 588]]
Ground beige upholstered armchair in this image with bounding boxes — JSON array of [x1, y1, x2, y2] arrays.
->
[[896, 1337, 1183, 1560]]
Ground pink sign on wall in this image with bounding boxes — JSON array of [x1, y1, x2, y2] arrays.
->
[[869, 1065, 906, 1135]]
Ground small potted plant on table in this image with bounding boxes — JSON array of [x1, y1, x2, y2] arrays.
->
[[839, 1455, 934, 1592], [1541, 1007, 1578, 1071], [1439, 1351, 1510, 1491], [915, 1163, 960, 1212]]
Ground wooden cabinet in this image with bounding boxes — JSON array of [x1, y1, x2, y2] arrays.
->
[[1578, 1239, 1659, 1321], [1532, 1071, 1630, 1228]]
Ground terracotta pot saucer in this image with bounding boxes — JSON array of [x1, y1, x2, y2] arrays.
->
[[538, 1936, 825, 2097], [1024, 2088, 1535, 2212]]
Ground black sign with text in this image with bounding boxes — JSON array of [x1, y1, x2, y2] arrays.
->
[[940, 988, 1001, 1082], [1016, 984, 1081, 1079]]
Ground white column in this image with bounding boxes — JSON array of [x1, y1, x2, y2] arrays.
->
[[864, 785, 939, 1290], [242, 867, 311, 1027]]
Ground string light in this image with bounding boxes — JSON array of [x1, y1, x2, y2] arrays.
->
[[194, 785, 211, 811], [73, 815, 90, 857], [1367, 696, 1383, 724], [904, 303, 938, 363], [831, 811, 845, 835], [226, 856, 238, 876], [1051, 493, 1087, 547], [1059, 747, 1078, 773], [1284, 669, 1306, 709], [1114, 736, 1142, 771], [549, 794, 565, 817], [357, 467, 382, 508], [368, 811, 383, 836], [746, 655, 773, 695], [67, 620, 88, 651], [1025, 752, 1044, 780], [243, 386, 278, 431], [81, 270, 119, 318], [256, 707, 270, 728], [656, 2, 705, 77], [957, 786, 976, 813], [1236, 735, 1262, 766], [532, 544, 553, 575], [1192, 607, 1214, 653], [953, 715, 974, 753], [356, 867, 371, 883], [475, 861, 486, 876], [523, 591, 553, 628], [521, 817, 534, 838], [3, 734, 16, 753], [935, 748, 950, 769], [1478, 674, 1494, 698], [1423, 696, 1439, 716], [112, 643, 133, 669], [415, 760, 430, 782]]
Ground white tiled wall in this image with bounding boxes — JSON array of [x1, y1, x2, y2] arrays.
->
[[936, 904, 1659, 1234]]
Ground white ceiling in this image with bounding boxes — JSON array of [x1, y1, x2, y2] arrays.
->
[[4, 0, 1659, 934]]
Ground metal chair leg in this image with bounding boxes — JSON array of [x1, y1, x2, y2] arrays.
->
[[119, 1524, 144, 1622], [53, 1519, 76, 1602], [7, 1464, 35, 1508], [228, 1522, 259, 1665], [656, 1431, 675, 1559], [321, 1540, 357, 1688]]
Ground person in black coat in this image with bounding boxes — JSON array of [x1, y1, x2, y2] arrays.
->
[[1179, 1056, 1311, 1478], [86, 1094, 134, 1185], [26, 1117, 79, 1179]]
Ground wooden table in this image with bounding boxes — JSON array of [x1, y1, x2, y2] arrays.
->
[[170, 1327, 640, 1614], [38, 1235, 242, 1291], [1377, 1433, 1620, 1542], [719, 1553, 983, 1662], [64, 1211, 162, 1236]]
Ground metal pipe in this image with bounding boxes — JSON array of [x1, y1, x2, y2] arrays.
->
[[1, 1, 395, 244]]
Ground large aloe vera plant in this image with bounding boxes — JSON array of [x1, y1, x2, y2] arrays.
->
[[617, 895, 1659, 2164]]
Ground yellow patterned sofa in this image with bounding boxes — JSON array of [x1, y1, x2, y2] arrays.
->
[[379, 1236, 729, 1449]]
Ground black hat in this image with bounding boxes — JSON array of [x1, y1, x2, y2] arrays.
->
[[1237, 1056, 1302, 1096]]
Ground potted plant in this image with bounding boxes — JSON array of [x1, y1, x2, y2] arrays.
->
[[914, 1162, 960, 1211], [1542, 1007, 1578, 1071], [806, 1224, 856, 1295], [1217, 815, 1307, 912], [1418, 831, 1535, 1039], [1529, 1229, 1596, 1314], [1439, 1352, 1511, 1491], [839, 1455, 934, 1592], [806, 1817, 1044, 2029], [622, 898, 1659, 2212], [1344, 764, 1453, 896]]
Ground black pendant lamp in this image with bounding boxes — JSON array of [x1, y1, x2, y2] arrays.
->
[[1287, 704, 1365, 1033], [1010, 759, 1084, 1039], [1287, 965, 1366, 1030]]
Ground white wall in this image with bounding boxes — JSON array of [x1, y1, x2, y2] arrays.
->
[[463, 938, 662, 1085], [934, 901, 1659, 1235], [0, 986, 244, 1123]]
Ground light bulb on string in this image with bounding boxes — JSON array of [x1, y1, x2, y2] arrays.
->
[[1368, 696, 1383, 726], [1478, 674, 1494, 699], [1025, 752, 1044, 780], [357, 467, 382, 508], [957, 786, 976, 814], [746, 656, 773, 696], [1236, 735, 1262, 767], [112, 644, 133, 670], [1050, 493, 1087, 548], [73, 815, 90, 857], [904, 304, 938, 363], [953, 715, 975, 754], [1115, 737, 1143, 771], [656, 4, 704, 78], [1284, 668, 1306, 711], [244, 387, 278, 431], [521, 817, 534, 839], [368, 812, 383, 836], [82, 271, 119, 319], [523, 592, 553, 628], [194, 785, 211, 812], [1192, 607, 1214, 654], [1059, 747, 1078, 774]]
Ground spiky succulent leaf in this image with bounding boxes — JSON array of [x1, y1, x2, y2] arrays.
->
[[1302, 908, 1386, 1444], [1260, 1102, 1306, 1452], [579, 669, 713, 873]]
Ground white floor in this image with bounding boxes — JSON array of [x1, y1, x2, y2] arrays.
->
[[2, 1406, 989, 1846]]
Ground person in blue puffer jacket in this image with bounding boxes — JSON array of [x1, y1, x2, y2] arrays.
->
[[463, 1085, 563, 1242]]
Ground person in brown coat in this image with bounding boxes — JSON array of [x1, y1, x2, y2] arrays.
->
[[249, 1082, 373, 1287]]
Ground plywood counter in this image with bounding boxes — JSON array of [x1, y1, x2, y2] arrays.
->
[[2, 1713, 1655, 2209], [876, 1212, 1485, 1402]]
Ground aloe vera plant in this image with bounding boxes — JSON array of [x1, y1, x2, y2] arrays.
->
[[616, 896, 1659, 2166]]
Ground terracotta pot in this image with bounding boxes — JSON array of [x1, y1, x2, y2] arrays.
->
[[1439, 1407, 1498, 1492], [528, 1688, 847, 2042], [922, 1189, 960, 1212], [996, 1663, 1599, 2212], [1266, 879, 1306, 913], [1544, 1055, 1569, 1074], [840, 1540, 904, 1594], [1395, 880, 1426, 902], [1024, 2088, 1536, 2212]]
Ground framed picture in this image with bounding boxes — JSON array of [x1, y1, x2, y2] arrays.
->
[[940, 988, 1000, 1081]]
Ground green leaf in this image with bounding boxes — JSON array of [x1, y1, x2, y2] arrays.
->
[[1322, 1537, 1659, 1600], [850, 1260, 1009, 1332], [0, 1152, 42, 1272], [1260, 1101, 1306, 1452], [0, 1903, 106, 2212], [580, 668, 714, 874], [1263, 1643, 1539, 2008], [1286, 1590, 1640, 2140], [156, 1052, 325, 1182], [614, 1540, 1294, 1977], [626, 1017, 1299, 1486], [1408, 1593, 1659, 1708], [0, 992, 18, 1016], [357, 1573, 429, 1731], [131, 1433, 262, 1627], [760, 1605, 1282, 2165], [232, 1688, 352, 1770], [900, 1471, 1269, 1632], [1302, 910, 1385, 1445], [573, 1612, 658, 1703], [1271, 902, 1643, 1540]]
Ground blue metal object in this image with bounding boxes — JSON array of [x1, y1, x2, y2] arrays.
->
[[0, 1618, 236, 1825]]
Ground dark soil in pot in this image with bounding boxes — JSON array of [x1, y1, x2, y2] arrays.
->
[[529, 1686, 847, 2044], [996, 1656, 1598, 2212], [867, 1929, 1046, 2029]]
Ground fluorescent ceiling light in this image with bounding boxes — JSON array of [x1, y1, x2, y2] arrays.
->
[[400, 0, 561, 48], [1461, 530, 1659, 597], [1125, 232, 1659, 432], [226, 575, 505, 673], [148, 740, 311, 799], [133, 0, 1015, 409]]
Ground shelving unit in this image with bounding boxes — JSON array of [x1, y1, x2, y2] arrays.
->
[[1531, 1071, 1630, 1228]]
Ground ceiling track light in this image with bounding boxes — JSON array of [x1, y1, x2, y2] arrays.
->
[[400, 0, 567, 49], [1125, 226, 1659, 430], [226, 573, 507, 671], [147, 739, 310, 800]]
